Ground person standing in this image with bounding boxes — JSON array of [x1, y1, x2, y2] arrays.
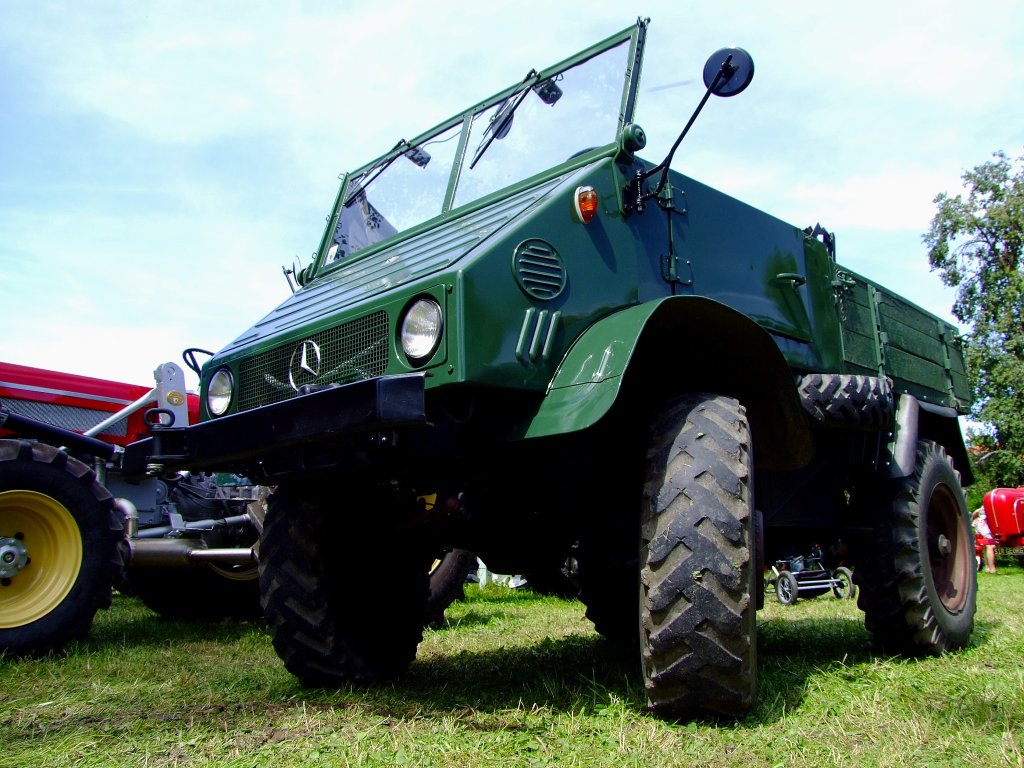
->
[[972, 507, 998, 574]]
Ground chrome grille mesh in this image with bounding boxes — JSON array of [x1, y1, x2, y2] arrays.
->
[[237, 311, 389, 412]]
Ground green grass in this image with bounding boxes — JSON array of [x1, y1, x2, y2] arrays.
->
[[3, 566, 1023, 767]]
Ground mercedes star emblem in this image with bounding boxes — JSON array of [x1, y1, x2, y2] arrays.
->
[[287, 339, 322, 391]]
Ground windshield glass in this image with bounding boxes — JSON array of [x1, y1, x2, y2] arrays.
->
[[325, 123, 463, 263], [319, 25, 640, 270], [455, 40, 629, 207]]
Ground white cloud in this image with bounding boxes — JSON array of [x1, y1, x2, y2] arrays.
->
[[2, 0, 1023, 389]]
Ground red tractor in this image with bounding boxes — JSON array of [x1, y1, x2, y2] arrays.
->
[[1, 357, 472, 656], [980, 487, 1024, 567], [1, 359, 264, 655]]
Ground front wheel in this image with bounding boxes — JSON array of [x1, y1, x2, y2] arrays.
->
[[0, 441, 122, 655], [259, 483, 430, 686], [640, 394, 757, 719]]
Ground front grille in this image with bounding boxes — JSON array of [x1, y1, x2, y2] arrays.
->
[[237, 311, 389, 412], [0, 400, 128, 436]]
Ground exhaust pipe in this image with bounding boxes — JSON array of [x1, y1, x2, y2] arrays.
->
[[126, 538, 256, 569], [114, 497, 258, 570]]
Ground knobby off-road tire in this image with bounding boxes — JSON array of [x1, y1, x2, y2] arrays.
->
[[854, 440, 975, 654], [640, 394, 757, 719], [126, 485, 262, 621], [127, 561, 262, 621], [0, 440, 122, 655], [796, 373, 894, 429], [259, 484, 430, 686], [424, 548, 475, 627]]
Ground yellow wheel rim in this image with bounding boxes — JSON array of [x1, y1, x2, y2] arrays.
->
[[0, 490, 83, 628]]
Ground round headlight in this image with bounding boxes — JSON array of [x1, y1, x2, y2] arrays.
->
[[207, 367, 234, 417], [400, 298, 443, 365]]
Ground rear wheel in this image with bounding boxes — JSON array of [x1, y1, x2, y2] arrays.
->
[[425, 548, 474, 627], [122, 486, 262, 621], [0, 440, 121, 655], [259, 483, 430, 685], [855, 440, 975, 654], [127, 561, 261, 620], [640, 394, 757, 719]]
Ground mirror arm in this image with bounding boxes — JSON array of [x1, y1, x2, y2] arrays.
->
[[625, 56, 735, 214]]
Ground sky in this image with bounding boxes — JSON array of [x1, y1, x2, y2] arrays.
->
[[2, 0, 1023, 391]]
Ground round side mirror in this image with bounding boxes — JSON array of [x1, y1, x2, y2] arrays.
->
[[703, 47, 755, 97]]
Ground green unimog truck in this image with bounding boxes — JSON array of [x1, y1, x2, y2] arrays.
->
[[125, 18, 976, 719]]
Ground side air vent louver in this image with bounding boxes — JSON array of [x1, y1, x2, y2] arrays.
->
[[512, 239, 566, 301]]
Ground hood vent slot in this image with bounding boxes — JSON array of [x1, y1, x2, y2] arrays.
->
[[513, 239, 566, 301]]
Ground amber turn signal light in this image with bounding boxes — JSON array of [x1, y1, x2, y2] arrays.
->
[[574, 186, 598, 223]]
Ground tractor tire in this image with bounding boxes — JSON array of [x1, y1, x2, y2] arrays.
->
[[424, 548, 475, 627], [640, 394, 757, 719], [126, 562, 261, 621], [796, 373, 894, 429], [123, 484, 263, 621], [524, 553, 580, 599], [854, 440, 976, 654], [832, 566, 856, 599], [775, 570, 799, 605], [259, 483, 430, 686], [0, 440, 122, 655], [577, 511, 640, 652]]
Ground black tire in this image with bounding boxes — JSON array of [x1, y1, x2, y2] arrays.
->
[[854, 440, 976, 654], [424, 548, 475, 627], [0, 440, 122, 655], [796, 373, 894, 429], [259, 483, 430, 686], [577, 536, 639, 651], [126, 562, 261, 621], [640, 394, 757, 719], [832, 566, 856, 599], [123, 484, 262, 621], [775, 570, 799, 605], [524, 555, 580, 599]]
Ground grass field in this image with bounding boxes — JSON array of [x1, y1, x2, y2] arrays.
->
[[2, 565, 1022, 768]]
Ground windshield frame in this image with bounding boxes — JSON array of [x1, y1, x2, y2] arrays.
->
[[310, 18, 648, 279]]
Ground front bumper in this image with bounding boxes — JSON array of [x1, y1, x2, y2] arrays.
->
[[121, 374, 427, 478]]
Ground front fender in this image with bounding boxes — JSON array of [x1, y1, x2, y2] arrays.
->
[[523, 296, 814, 470], [523, 303, 655, 439]]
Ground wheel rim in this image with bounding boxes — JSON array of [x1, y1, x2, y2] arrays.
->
[[777, 576, 793, 603], [926, 483, 971, 613], [834, 572, 850, 598], [208, 562, 259, 582], [0, 490, 83, 628]]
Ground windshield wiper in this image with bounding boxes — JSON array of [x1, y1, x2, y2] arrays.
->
[[343, 138, 431, 207], [469, 69, 539, 170]]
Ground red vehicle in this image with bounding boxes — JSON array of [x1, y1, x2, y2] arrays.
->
[[0, 361, 199, 446], [980, 487, 1024, 566], [1, 360, 262, 656], [1, 359, 471, 656]]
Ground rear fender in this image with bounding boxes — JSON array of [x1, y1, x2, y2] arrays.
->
[[524, 296, 813, 470]]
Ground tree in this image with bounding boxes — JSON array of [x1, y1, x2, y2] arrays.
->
[[924, 149, 1024, 487]]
